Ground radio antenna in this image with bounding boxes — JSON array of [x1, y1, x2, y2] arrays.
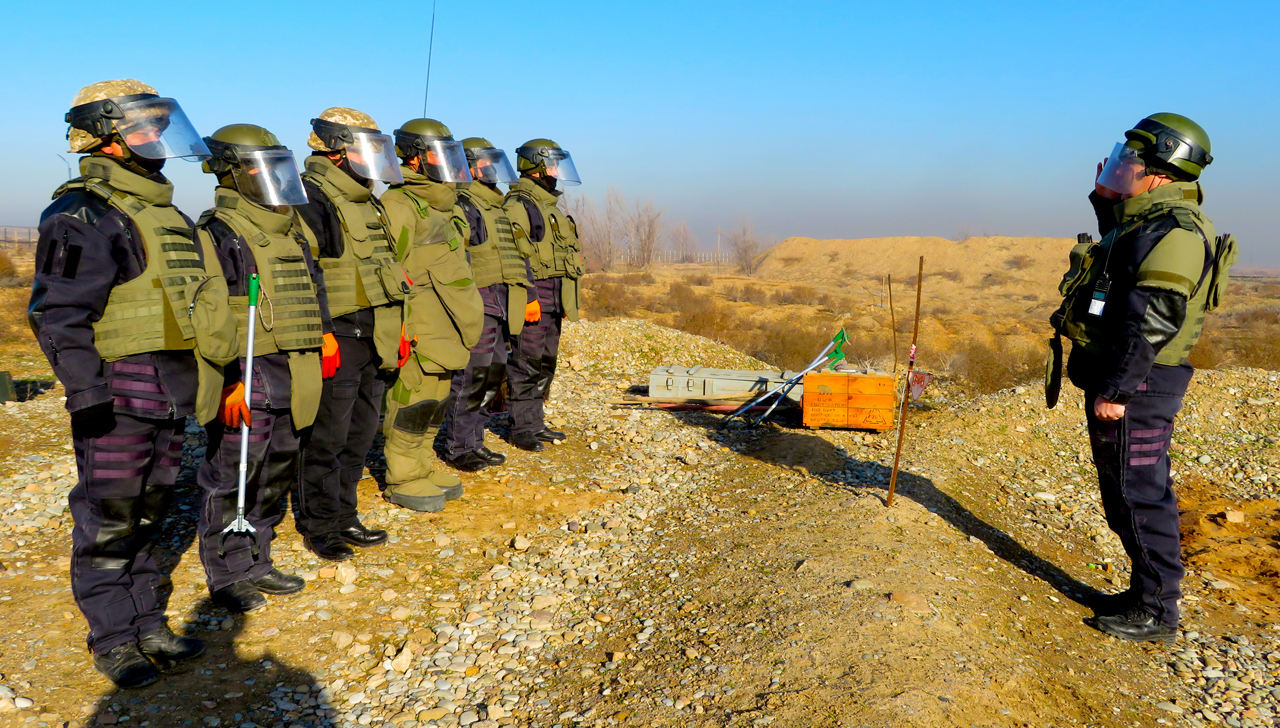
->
[[422, 0, 438, 117]]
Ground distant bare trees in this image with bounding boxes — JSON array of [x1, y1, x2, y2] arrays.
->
[[627, 200, 664, 269], [670, 220, 697, 264], [566, 189, 626, 272], [728, 221, 762, 274]]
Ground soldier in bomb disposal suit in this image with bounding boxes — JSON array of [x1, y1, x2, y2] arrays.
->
[[503, 139, 583, 452], [30, 80, 239, 687]]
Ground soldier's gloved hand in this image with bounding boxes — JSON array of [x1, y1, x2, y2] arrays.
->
[[525, 299, 542, 324], [397, 324, 413, 369], [321, 333, 341, 379], [220, 383, 251, 428]]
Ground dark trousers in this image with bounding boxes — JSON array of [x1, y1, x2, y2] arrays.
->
[[443, 314, 508, 457], [296, 336, 383, 537], [507, 311, 562, 437], [1085, 362, 1193, 626], [69, 412, 183, 654], [197, 408, 299, 591]]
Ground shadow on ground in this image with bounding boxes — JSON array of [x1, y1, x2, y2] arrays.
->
[[679, 411, 1106, 609], [86, 598, 331, 728]]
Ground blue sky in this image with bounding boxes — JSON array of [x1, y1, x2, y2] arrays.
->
[[3, 1, 1279, 263]]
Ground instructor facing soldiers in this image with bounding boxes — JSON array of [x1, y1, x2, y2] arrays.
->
[[195, 124, 334, 613], [503, 140, 583, 451], [294, 108, 405, 561], [380, 119, 483, 512], [441, 138, 536, 471], [1051, 113, 1237, 644], [30, 80, 239, 687]]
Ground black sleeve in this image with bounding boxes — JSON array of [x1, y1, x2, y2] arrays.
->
[[1096, 219, 1193, 403], [520, 197, 546, 242], [201, 217, 249, 295], [458, 197, 486, 246], [28, 194, 127, 412], [1089, 191, 1120, 238], [296, 180, 345, 259]]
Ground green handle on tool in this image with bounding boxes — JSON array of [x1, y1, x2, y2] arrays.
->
[[247, 273, 260, 306]]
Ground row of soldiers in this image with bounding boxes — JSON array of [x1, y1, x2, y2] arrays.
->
[[29, 79, 583, 688]]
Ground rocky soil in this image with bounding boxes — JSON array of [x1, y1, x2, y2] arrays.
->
[[0, 319, 1278, 728]]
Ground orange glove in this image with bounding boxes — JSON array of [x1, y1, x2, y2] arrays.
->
[[397, 323, 413, 368], [220, 383, 251, 429], [321, 332, 341, 379], [524, 299, 542, 324]]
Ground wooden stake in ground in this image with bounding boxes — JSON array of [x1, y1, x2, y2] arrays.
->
[[888, 274, 898, 375], [886, 256, 924, 507]]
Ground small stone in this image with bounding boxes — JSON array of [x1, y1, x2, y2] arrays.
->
[[1225, 510, 1246, 524], [1156, 702, 1183, 714], [890, 592, 931, 613], [13, 698, 32, 710], [339, 584, 356, 594], [1199, 455, 1212, 464], [391, 606, 411, 621], [261, 627, 280, 637], [418, 707, 449, 721], [459, 710, 478, 725], [848, 579, 875, 591], [512, 535, 532, 551], [593, 612, 613, 624], [336, 563, 358, 585], [1033, 492, 1056, 501], [684, 648, 700, 659], [318, 567, 336, 579], [220, 617, 235, 631], [381, 589, 399, 602], [390, 645, 414, 673], [434, 534, 452, 547], [332, 631, 354, 649]]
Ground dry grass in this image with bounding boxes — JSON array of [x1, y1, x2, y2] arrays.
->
[[0, 289, 30, 342], [0, 252, 16, 279]]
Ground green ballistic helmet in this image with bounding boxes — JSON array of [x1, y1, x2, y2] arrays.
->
[[1125, 113, 1213, 181], [202, 124, 282, 175], [393, 118, 454, 159], [515, 138, 560, 173]]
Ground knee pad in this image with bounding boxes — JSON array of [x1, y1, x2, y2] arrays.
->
[[393, 399, 444, 435], [87, 497, 141, 570]]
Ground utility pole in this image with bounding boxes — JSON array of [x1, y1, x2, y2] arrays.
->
[[716, 226, 721, 274]]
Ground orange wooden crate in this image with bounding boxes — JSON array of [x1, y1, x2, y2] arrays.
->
[[802, 372, 897, 431]]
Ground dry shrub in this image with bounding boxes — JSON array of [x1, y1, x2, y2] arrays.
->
[[582, 277, 641, 318], [777, 256, 803, 267], [946, 339, 1043, 393], [0, 289, 29, 342], [931, 270, 963, 282], [684, 273, 713, 287], [826, 252, 841, 263], [617, 271, 656, 286], [771, 285, 819, 306], [978, 271, 1013, 288], [1188, 335, 1225, 370], [929, 304, 955, 317], [725, 284, 770, 305], [0, 252, 16, 278], [1005, 254, 1034, 271]]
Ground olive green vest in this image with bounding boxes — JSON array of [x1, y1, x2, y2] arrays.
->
[[54, 156, 239, 424], [504, 178, 583, 321], [1055, 183, 1221, 366], [196, 188, 324, 428], [457, 182, 533, 333], [382, 170, 484, 372], [300, 156, 406, 317]]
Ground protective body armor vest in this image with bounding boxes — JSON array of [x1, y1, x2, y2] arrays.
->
[[55, 158, 221, 360], [458, 183, 530, 291], [199, 188, 324, 355], [505, 178, 583, 282], [382, 170, 483, 372], [1054, 183, 1231, 367], [300, 156, 406, 317]]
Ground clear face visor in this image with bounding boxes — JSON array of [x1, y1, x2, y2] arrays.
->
[[113, 97, 210, 161], [420, 139, 472, 183], [232, 148, 308, 207], [345, 131, 404, 184], [469, 148, 517, 184], [542, 148, 580, 185], [1096, 142, 1150, 197]]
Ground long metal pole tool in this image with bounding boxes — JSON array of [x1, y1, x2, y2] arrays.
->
[[220, 273, 261, 554], [886, 257, 924, 508], [720, 341, 836, 428]]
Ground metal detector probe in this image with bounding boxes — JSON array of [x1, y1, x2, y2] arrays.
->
[[721, 340, 838, 428], [220, 273, 261, 555]]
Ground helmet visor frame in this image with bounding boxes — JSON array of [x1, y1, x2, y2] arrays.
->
[[231, 147, 308, 207], [1096, 142, 1151, 197], [541, 148, 580, 185], [112, 97, 210, 161], [420, 138, 473, 184], [468, 147, 517, 184], [345, 131, 404, 184]]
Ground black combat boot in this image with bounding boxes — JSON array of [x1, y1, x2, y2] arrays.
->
[[253, 568, 306, 595], [477, 446, 506, 466], [94, 642, 159, 689], [1087, 606, 1177, 644], [139, 625, 205, 668], [211, 580, 267, 614], [1088, 587, 1140, 617], [445, 451, 490, 472], [535, 428, 567, 443], [510, 432, 544, 452], [339, 522, 388, 548], [304, 532, 355, 562]]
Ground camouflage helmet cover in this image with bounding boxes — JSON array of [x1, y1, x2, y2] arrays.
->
[[307, 107, 380, 152], [67, 79, 158, 153]]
